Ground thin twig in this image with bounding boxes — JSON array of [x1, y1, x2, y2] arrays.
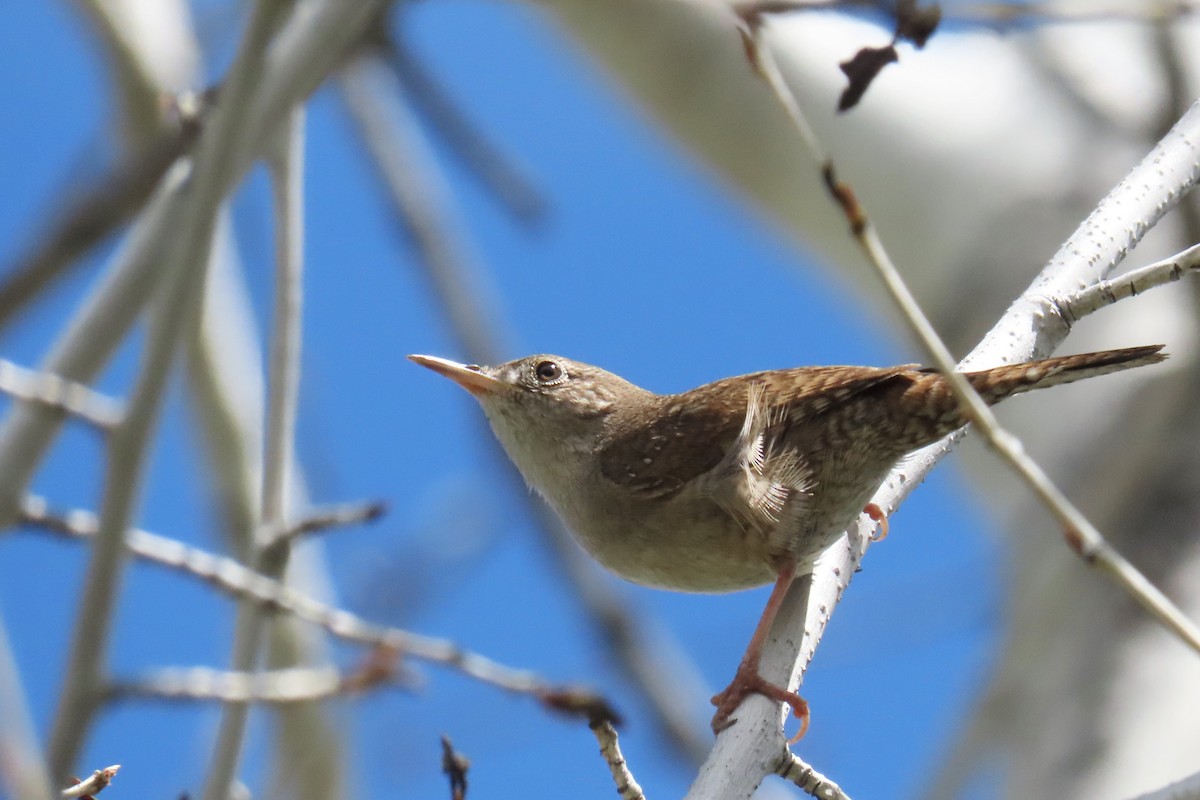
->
[[0, 360, 122, 429], [0, 0, 386, 537], [440, 735, 469, 800], [185, 204, 346, 800], [108, 662, 408, 704], [62, 765, 120, 798], [744, 16, 1200, 655], [1052, 243, 1200, 325], [271, 499, 387, 547], [19, 495, 569, 702], [775, 751, 851, 800], [0, 162, 189, 533], [203, 72, 307, 800], [590, 720, 646, 800]]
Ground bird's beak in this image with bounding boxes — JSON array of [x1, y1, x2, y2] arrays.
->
[[408, 355, 506, 396]]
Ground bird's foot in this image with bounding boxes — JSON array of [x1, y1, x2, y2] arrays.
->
[[711, 665, 810, 743], [864, 502, 889, 541]]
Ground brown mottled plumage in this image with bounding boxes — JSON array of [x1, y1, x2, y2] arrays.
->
[[409, 344, 1166, 734]]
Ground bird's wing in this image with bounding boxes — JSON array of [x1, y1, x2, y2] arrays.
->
[[597, 365, 918, 499]]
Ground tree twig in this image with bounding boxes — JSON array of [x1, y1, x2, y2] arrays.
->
[[0, 0, 387, 538], [1051, 243, 1200, 325], [0, 162, 189, 533], [62, 765, 120, 798], [202, 61, 308, 800], [108, 662, 410, 704], [440, 735, 469, 800], [270, 499, 387, 548], [19, 494, 590, 705], [775, 750, 851, 800], [590, 719, 645, 800], [45, 155, 214, 780], [0, 360, 123, 430]]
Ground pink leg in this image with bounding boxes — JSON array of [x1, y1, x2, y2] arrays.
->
[[864, 502, 889, 541], [711, 562, 810, 741]]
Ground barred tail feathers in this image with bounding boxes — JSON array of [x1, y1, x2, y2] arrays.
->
[[966, 344, 1166, 403]]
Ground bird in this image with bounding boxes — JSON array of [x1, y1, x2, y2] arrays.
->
[[408, 344, 1166, 738]]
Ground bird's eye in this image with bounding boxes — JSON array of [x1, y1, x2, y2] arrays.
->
[[534, 360, 564, 383]]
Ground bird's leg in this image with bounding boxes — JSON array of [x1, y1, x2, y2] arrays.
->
[[711, 562, 810, 741], [864, 502, 889, 541]]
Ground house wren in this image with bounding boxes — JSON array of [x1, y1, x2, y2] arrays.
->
[[409, 345, 1166, 736]]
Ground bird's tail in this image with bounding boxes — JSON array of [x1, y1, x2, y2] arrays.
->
[[966, 344, 1167, 403]]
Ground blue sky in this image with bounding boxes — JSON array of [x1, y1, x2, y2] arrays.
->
[[0, 2, 999, 798]]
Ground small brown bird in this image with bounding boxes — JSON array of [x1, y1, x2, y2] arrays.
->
[[409, 345, 1166, 737]]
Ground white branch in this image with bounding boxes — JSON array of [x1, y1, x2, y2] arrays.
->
[[0, 0, 386, 532], [776, 751, 851, 800], [110, 664, 395, 704], [203, 90, 307, 800], [590, 720, 646, 800], [1053, 243, 1200, 325], [19, 495, 559, 699], [45, 170, 215, 781], [0, 361, 120, 429], [62, 765, 120, 798]]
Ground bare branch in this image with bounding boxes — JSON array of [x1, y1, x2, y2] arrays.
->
[[1052, 243, 1200, 326], [46, 167, 215, 780], [0, 163, 188, 532], [0, 0, 388, 536], [0, 360, 122, 430], [440, 735, 469, 800], [590, 720, 645, 800], [62, 765, 120, 798], [775, 751, 851, 800], [19, 495, 577, 702], [108, 662, 410, 704], [203, 83, 308, 800], [272, 500, 387, 547]]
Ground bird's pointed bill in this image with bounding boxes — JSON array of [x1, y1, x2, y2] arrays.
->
[[408, 354, 505, 396]]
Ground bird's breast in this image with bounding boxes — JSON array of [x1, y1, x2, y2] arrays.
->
[[548, 483, 780, 593]]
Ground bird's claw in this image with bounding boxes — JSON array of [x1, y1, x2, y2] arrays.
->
[[711, 666, 810, 742], [864, 502, 890, 541]]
